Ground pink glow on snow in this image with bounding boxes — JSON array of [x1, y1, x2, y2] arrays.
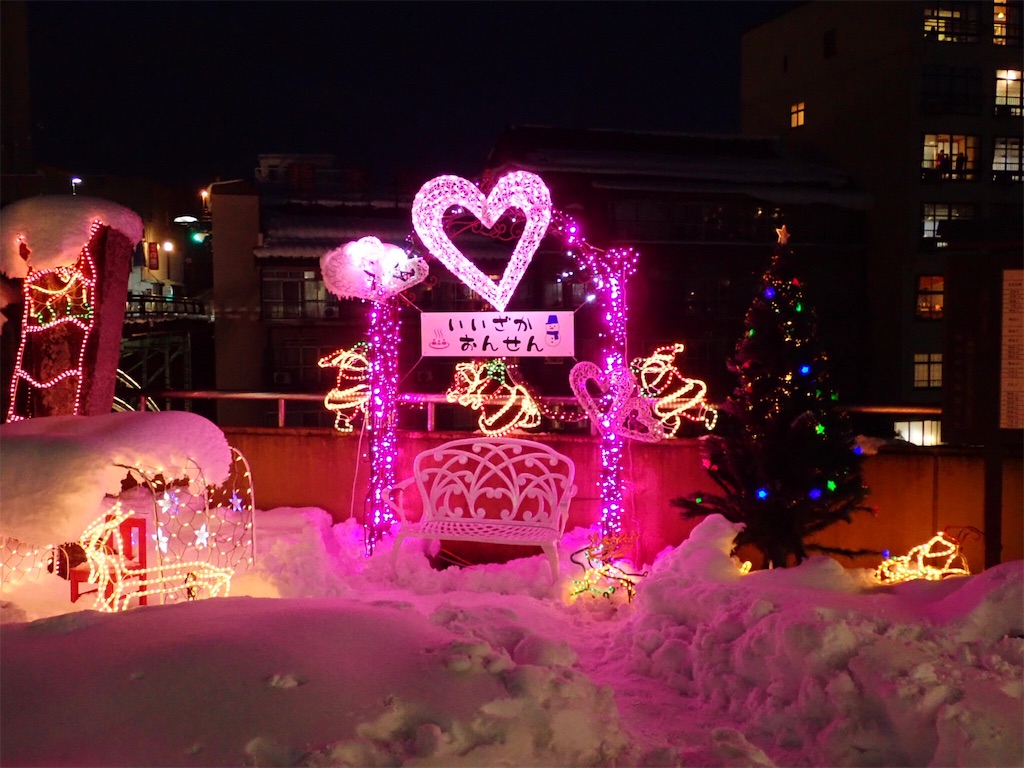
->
[[2, 504, 1020, 767]]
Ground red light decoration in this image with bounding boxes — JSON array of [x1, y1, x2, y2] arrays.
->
[[6, 222, 101, 422]]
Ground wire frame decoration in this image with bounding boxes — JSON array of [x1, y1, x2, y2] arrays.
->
[[320, 235, 428, 302], [411, 171, 552, 312], [445, 359, 543, 437], [318, 342, 371, 433], [631, 343, 718, 435], [2, 448, 257, 612], [874, 528, 976, 584]]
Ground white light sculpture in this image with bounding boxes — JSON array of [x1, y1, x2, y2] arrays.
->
[[570, 361, 665, 443], [412, 171, 552, 312], [320, 236, 427, 302]]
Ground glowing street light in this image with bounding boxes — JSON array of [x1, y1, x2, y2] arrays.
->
[[71, 177, 82, 195]]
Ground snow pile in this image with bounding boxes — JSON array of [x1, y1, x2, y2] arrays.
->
[[1, 499, 1021, 766], [0, 412, 232, 546], [620, 516, 1024, 767], [0, 195, 144, 278]]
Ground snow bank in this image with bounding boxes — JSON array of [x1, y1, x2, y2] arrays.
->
[[621, 515, 1024, 767], [0, 412, 232, 546], [1, 506, 1021, 767], [0, 195, 144, 278]]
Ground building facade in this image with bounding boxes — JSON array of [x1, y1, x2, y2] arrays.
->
[[484, 126, 872, 405], [209, 140, 870, 431], [741, 0, 1023, 443]]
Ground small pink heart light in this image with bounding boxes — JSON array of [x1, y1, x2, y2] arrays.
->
[[320, 236, 428, 302], [412, 171, 552, 312]]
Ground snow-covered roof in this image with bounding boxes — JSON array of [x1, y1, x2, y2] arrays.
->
[[0, 412, 232, 546], [0, 195, 144, 279]]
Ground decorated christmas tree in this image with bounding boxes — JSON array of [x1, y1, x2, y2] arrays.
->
[[672, 226, 873, 568]]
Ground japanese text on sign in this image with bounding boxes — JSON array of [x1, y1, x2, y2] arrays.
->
[[420, 311, 574, 358]]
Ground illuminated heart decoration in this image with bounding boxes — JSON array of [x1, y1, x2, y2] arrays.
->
[[570, 361, 665, 443], [412, 171, 552, 312], [320, 236, 427, 302]]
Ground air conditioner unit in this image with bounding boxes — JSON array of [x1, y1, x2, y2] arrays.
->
[[272, 372, 292, 386]]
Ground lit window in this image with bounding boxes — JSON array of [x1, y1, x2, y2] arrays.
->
[[995, 69, 1022, 115], [893, 420, 943, 446], [921, 133, 978, 180], [921, 203, 976, 244], [913, 352, 943, 388], [923, 2, 979, 42], [915, 276, 945, 319], [993, 1, 1023, 45], [790, 102, 805, 128], [992, 136, 1022, 181]]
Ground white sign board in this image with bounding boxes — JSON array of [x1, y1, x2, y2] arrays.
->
[[420, 311, 574, 357]]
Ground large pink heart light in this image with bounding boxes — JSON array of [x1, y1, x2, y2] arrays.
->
[[321, 236, 428, 302], [570, 361, 665, 443], [412, 171, 552, 312]]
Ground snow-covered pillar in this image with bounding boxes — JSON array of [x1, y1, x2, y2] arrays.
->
[[0, 196, 142, 420]]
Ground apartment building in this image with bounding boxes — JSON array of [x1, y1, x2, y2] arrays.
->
[[741, 0, 1023, 443]]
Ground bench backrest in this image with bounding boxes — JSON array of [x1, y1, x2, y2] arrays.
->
[[413, 438, 576, 532]]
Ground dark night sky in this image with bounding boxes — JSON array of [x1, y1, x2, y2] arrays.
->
[[25, 1, 799, 191]]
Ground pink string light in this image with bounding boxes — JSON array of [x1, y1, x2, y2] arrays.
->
[[365, 297, 400, 555]]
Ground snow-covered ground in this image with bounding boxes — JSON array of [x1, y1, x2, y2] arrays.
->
[[1, 413, 1021, 767], [2, 507, 1021, 768]]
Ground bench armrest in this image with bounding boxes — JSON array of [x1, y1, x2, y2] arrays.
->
[[383, 477, 416, 524]]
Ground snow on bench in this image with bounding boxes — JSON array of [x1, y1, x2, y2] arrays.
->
[[386, 438, 577, 578]]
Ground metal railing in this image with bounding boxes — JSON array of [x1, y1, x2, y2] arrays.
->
[[135, 389, 940, 431], [125, 294, 210, 320]]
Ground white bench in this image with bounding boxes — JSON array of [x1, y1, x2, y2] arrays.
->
[[386, 438, 577, 578]]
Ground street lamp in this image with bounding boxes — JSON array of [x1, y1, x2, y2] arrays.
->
[[71, 177, 82, 195]]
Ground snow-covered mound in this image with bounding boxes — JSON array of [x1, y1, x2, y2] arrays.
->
[[0, 412, 232, 546], [620, 516, 1023, 766], [1, 511, 1021, 767], [0, 195, 143, 278]]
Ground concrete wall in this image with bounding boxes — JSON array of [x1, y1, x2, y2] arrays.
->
[[210, 189, 264, 426], [224, 428, 1022, 572]]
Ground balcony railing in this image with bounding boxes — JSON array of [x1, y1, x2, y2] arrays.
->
[[125, 294, 211, 321]]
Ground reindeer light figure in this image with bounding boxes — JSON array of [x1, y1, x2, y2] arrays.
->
[[631, 343, 717, 436], [446, 359, 542, 437], [318, 343, 371, 432]]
